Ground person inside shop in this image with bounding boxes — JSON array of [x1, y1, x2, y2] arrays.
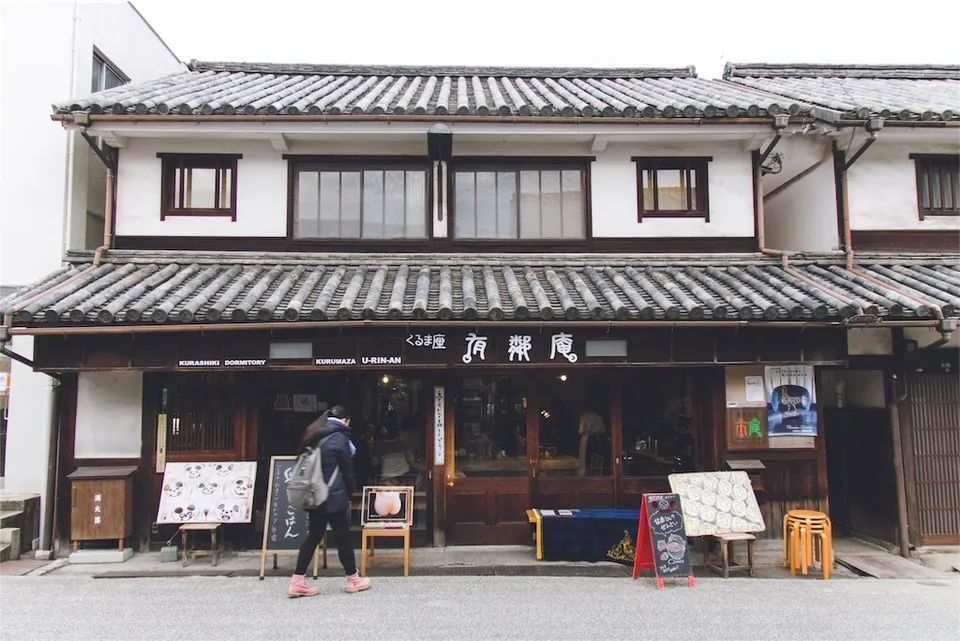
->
[[371, 409, 420, 488], [287, 405, 372, 598]]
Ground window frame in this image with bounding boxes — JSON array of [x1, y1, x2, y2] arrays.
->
[[285, 155, 433, 247], [447, 156, 594, 248], [158, 153, 241, 221], [910, 154, 960, 219], [91, 50, 129, 94], [633, 156, 712, 222]]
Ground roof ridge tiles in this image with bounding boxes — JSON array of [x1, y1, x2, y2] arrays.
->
[[187, 60, 699, 79], [724, 62, 960, 80]]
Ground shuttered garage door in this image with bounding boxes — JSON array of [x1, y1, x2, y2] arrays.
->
[[903, 374, 960, 545]]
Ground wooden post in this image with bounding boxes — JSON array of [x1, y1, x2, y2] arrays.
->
[[888, 373, 912, 558], [611, 372, 623, 509]]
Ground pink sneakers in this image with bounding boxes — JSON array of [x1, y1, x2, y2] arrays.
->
[[346, 572, 372, 593], [287, 574, 319, 598]]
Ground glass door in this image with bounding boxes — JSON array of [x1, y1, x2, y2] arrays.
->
[[445, 375, 534, 545]]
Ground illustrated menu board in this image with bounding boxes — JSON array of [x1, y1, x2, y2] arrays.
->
[[633, 493, 694, 589], [668, 471, 765, 537], [156, 462, 257, 524]]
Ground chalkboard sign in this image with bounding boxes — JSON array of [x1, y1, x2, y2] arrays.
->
[[259, 456, 325, 579], [632, 493, 695, 589]]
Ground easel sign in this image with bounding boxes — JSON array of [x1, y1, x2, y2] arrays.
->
[[259, 456, 326, 580], [632, 493, 695, 589]]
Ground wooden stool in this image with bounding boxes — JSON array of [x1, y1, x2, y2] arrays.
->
[[360, 526, 410, 577], [179, 523, 222, 567], [782, 510, 832, 579], [704, 533, 756, 578]]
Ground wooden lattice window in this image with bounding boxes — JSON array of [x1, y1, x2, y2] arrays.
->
[[158, 153, 241, 220], [160, 373, 238, 453], [911, 154, 959, 218]]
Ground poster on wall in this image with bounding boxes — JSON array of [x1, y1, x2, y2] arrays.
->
[[765, 365, 818, 437], [156, 462, 258, 524]]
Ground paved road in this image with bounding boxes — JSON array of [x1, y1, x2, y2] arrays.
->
[[1, 575, 958, 641]]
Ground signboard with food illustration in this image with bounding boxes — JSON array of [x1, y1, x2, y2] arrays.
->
[[668, 471, 765, 537], [632, 493, 694, 589], [765, 365, 818, 437], [156, 462, 257, 524], [361, 486, 413, 528]]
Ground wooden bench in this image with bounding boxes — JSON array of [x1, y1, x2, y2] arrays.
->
[[179, 523, 222, 567], [703, 532, 755, 578]]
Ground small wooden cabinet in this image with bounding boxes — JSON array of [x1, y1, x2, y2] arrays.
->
[[67, 466, 137, 551]]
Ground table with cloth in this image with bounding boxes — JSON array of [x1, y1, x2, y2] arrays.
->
[[536, 509, 640, 564]]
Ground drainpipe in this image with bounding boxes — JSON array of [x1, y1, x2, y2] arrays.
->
[[755, 120, 865, 314], [838, 119, 946, 323], [0, 325, 62, 556], [2, 121, 117, 332]]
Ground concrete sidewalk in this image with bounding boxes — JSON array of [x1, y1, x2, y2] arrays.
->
[[8, 537, 955, 581]]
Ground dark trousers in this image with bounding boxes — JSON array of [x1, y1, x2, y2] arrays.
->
[[294, 507, 356, 576]]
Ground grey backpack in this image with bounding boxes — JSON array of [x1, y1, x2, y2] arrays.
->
[[286, 435, 339, 510]]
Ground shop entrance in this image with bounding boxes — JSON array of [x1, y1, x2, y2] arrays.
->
[[444, 369, 705, 545], [253, 371, 433, 547]]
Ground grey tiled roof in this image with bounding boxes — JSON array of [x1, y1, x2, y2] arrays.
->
[[53, 62, 807, 119], [2, 252, 957, 327], [724, 63, 960, 122]]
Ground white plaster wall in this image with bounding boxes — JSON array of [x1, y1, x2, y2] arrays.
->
[[74, 373, 143, 459], [904, 326, 960, 349], [847, 328, 894, 356], [761, 137, 839, 252], [115, 138, 757, 238], [1, 337, 56, 541], [848, 140, 960, 231]]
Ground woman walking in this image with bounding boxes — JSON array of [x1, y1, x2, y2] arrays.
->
[[288, 405, 372, 597]]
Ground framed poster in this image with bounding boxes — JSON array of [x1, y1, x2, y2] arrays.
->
[[765, 365, 818, 437], [156, 461, 257, 524], [361, 486, 413, 528]]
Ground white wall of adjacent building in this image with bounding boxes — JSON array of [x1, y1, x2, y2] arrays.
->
[[0, 2, 180, 547], [847, 139, 960, 231], [115, 137, 758, 239]]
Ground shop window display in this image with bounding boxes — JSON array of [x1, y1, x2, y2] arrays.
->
[[622, 372, 696, 476], [454, 377, 529, 477], [537, 373, 612, 477]]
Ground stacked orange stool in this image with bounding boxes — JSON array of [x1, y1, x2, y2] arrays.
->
[[782, 510, 832, 580]]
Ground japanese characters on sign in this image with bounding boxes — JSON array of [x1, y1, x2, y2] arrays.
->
[[458, 332, 582, 365], [434, 386, 445, 465], [406, 333, 448, 350], [93, 493, 102, 526], [726, 407, 769, 450]]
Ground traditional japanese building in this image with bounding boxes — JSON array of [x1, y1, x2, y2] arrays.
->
[[1, 61, 956, 554]]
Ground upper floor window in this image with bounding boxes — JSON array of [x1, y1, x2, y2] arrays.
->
[[633, 157, 710, 221], [291, 160, 428, 239], [91, 52, 127, 93], [159, 153, 240, 221], [911, 154, 959, 218], [452, 160, 587, 240]]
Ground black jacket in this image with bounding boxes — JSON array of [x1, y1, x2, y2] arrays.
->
[[301, 417, 356, 514]]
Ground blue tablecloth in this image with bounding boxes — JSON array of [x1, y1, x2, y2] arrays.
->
[[540, 509, 640, 564]]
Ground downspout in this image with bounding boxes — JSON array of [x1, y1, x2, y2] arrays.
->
[[838, 119, 946, 323], [755, 121, 864, 314], [2, 122, 117, 332]]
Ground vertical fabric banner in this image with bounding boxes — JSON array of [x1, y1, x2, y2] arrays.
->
[[765, 365, 818, 437]]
